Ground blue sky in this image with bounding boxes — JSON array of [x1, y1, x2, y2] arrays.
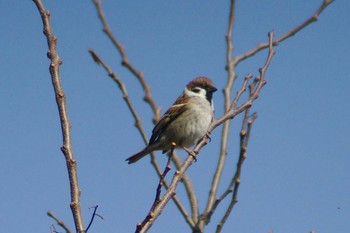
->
[[1, 0, 349, 232]]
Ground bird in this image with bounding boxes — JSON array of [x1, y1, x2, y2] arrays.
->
[[126, 76, 217, 164]]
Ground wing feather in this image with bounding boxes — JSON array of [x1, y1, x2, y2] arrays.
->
[[149, 94, 190, 144]]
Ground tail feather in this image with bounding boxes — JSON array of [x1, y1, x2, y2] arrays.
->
[[126, 150, 149, 164], [126, 143, 161, 164]]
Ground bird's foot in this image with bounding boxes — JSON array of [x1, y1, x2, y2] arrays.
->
[[206, 131, 212, 142], [183, 146, 198, 162]]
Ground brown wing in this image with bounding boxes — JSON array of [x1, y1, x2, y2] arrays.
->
[[149, 94, 190, 144]]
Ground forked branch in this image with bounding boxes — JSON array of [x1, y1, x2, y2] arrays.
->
[[215, 107, 257, 233], [202, 0, 333, 231], [90, 2, 199, 228], [47, 211, 71, 233], [136, 144, 176, 233], [232, 0, 334, 66], [137, 31, 275, 233], [88, 50, 195, 229]]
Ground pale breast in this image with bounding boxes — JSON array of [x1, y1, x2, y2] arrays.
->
[[162, 96, 213, 148]]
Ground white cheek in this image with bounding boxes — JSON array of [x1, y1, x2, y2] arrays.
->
[[184, 87, 207, 99]]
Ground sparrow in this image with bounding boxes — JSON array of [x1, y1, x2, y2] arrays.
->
[[126, 76, 217, 164]]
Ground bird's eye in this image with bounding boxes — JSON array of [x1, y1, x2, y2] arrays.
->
[[191, 87, 201, 93]]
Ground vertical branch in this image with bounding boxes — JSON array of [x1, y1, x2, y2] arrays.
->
[[203, 2, 334, 229], [33, 1, 84, 232], [203, 0, 236, 228], [215, 111, 257, 233], [135, 28, 275, 233]]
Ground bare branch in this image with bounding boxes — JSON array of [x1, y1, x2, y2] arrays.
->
[[203, 1, 237, 229], [89, 1, 333, 232], [85, 205, 101, 232], [90, 1, 200, 228], [215, 112, 257, 233], [89, 49, 149, 146], [230, 73, 253, 110], [50, 224, 58, 233], [137, 31, 275, 233], [89, 50, 195, 229], [92, 0, 160, 124], [193, 32, 274, 232], [171, 155, 199, 224], [136, 145, 176, 233], [197, 73, 252, 227], [224, 0, 238, 108], [138, 152, 197, 233], [48, 211, 71, 233], [232, 0, 334, 66], [33, 1, 84, 232], [88, 49, 166, 178], [200, 1, 333, 231]]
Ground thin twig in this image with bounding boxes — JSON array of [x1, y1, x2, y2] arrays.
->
[[202, 1, 237, 230], [85, 205, 100, 232], [90, 0, 165, 183], [89, 49, 166, 177], [92, 0, 160, 124], [215, 31, 275, 127], [139, 151, 198, 233], [171, 155, 199, 225], [48, 211, 71, 233], [89, 49, 149, 147], [137, 31, 275, 233], [90, 0, 198, 227], [33, 1, 84, 232], [50, 224, 58, 233], [202, 1, 333, 231], [198, 73, 252, 227], [232, 0, 334, 67], [136, 144, 176, 233], [89, 50, 195, 228], [215, 111, 257, 233]]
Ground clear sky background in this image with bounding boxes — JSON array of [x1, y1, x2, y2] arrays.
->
[[1, 0, 349, 233]]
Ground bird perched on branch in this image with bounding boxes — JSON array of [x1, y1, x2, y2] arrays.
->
[[126, 77, 217, 164]]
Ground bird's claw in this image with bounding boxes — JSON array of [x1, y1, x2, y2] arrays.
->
[[183, 147, 198, 162], [190, 151, 198, 162], [206, 131, 212, 142]]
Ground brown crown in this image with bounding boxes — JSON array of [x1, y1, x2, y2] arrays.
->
[[186, 76, 216, 91]]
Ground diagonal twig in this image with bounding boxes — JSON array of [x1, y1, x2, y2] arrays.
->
[[89, 49, 149, 146], [232, 0, 334, 67], [203, 2, 333, 230], [33, 1, 85, 232], [88, 49, 165, 178], [47, 211, 71, 233], [90, 2, 199, 228], [137, 31, 276, 233], [136, 144, 175, 233], [85, 205, 102, 232], [215, 111, 257, 233], [92, 0, 160, 124], [171, 155, 199, 224], [203, 1, 237, 228], [88, 50, 195, 229]]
